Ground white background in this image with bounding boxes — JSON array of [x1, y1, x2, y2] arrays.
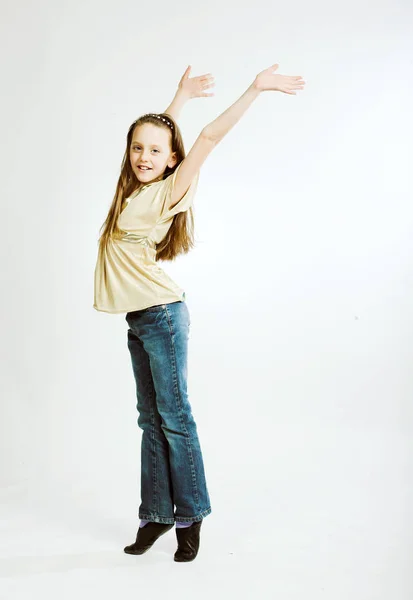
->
[[1, 0, 412, 598]]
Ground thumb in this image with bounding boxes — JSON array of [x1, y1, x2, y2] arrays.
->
[[183, 64, 192, 79]]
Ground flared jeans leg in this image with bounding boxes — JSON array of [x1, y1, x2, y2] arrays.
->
[[125, 300, 211, 524]]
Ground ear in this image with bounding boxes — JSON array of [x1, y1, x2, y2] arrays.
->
[[168, 153, 178, 169]]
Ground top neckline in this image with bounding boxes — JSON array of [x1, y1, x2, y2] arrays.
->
[[127, 176, 166, 201]]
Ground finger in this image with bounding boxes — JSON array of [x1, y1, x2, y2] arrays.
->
[[199, 75, 214, 83], [183, 65, 192, 78]]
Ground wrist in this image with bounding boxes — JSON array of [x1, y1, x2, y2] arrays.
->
[[163, 88, 189, 121], [251, 78, 262, 93], [175, 87, 191, 102]]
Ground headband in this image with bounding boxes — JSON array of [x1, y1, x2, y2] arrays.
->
[[148, 114, 174, 130]]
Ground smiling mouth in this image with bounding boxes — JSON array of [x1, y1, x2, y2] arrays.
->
[[138, 166, 152, 171]]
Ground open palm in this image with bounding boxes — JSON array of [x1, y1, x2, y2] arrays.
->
[[178, 65, 215, 99], [255, 63, 305, 95]]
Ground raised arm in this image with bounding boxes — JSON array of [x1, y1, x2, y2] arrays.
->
[[168, 63, 305, 209], [205, 63, 305, 142], [163, 65, 215, 121]]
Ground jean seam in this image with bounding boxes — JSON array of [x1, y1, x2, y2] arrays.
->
[[149, 384, 159, 515], [163, 304, 201, 511]]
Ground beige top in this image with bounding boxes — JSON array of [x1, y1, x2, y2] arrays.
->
[[93, 162, 199, 314]]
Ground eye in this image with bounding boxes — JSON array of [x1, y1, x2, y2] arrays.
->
[[132, 146, 159, 153]]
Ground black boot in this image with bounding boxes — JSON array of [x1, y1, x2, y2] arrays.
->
[[124, 522, 174, 555], [174, 520, 203, 562]]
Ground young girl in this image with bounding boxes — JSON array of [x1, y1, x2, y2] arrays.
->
[[93, 63, 305, 562]]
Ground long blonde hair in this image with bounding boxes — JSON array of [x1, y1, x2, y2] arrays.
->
[[97, 113, 195, 262]]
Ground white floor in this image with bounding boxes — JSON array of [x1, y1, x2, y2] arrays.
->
[[0, 425, 411, 600]]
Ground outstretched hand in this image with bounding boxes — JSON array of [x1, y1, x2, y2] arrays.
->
[[254, 64, 305, 95], [178, 65, 215, 99]]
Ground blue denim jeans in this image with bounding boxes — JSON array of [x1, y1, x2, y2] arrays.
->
[[125, 300, 212, 524]]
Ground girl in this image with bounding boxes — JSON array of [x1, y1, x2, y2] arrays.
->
[[93, 63, 305, 563]]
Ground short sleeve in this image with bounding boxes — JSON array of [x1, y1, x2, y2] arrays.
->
[[158, 162, 199, 222]]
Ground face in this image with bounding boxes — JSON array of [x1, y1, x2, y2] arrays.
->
[[130, 123, 177, 185]]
